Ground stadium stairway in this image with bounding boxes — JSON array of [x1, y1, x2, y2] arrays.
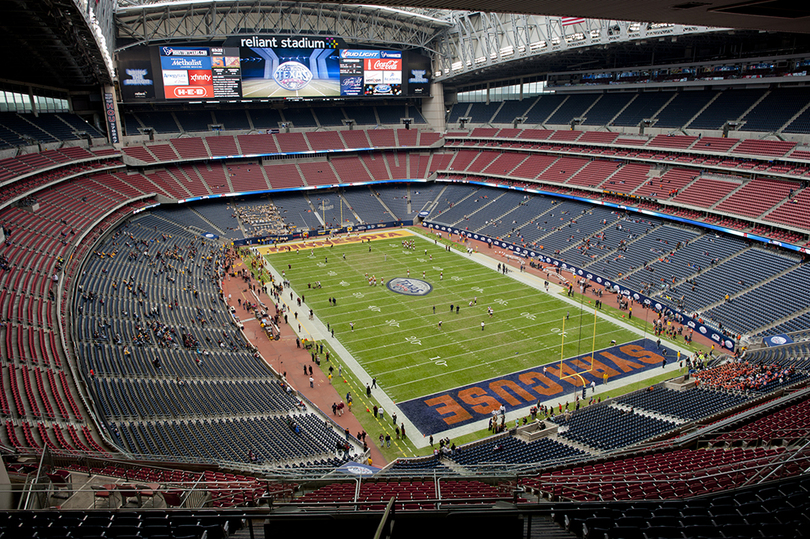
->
[[188, 207, 227, 236], [651, 243, 753, 300], [752, 304, 810, 336], [683, 92, 723, 129], [470, 194, 535, 235], [602, 94, 639, 126], [575, 225, 653, 270], [758, 189, 803, 222], [451, 190, 513, 228], [554, 216, 627, 259], [696, 258, 800, 312], [371, 188, 401, 221], [646, 93, 681, 128], [777, 99, 810, 134], [617, 228, 707, 282], [706, 180, 748, 211], [527, 516, 578, 539], [737, 91, 772, 129]]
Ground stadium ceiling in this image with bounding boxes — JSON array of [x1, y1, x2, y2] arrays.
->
[[434, 18, 810, 87], [0, 0, 115, 89], [113, 1, 810, 88], [119, 0, 810, 35], [309, 0, 809, 35], [115, 1, 452, 52]]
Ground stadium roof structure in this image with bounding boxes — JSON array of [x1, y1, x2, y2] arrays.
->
[[115, 0, 453, 53], [118, 0, 810, 35], [0, 0, 115, 88], [1, 0, 808, 93], [112, 0, 810, 90]]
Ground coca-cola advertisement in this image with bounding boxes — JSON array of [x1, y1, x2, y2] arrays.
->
[[364, 59, 402, 71]]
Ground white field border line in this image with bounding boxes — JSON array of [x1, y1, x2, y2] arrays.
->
[[330, 303, 610, 344], [411, 228, 697, 365], [391, 336, 650, 400], [259, 250, 418, 440], [299, 289, 560, 323], [358, 314, 620, 361], [382, 326, 631, 392], [262, 229, 692, 445], [429, 352, 684, 445]]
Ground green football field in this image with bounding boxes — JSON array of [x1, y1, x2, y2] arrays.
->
[[261, 231, 639, 404]]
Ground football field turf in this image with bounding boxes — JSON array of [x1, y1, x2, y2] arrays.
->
[[260, 230, 641, 407]]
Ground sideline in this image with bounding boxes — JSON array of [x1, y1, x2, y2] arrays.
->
[[256, 231, 421, 454]]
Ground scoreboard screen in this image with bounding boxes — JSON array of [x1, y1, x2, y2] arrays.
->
[[118, 36, 431, 103]]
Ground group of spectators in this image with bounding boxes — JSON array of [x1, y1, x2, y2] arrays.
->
[[232, 200, 290, 237], [694, 361, 797, 392], [79, 223, 245, 363]]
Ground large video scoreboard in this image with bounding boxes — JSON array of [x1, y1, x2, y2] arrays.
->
[[118, 35, 431, 102]]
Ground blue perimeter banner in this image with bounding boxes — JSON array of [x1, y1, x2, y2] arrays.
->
[[398, 339, 677, 435], [423, 221, 736, 352], [764, 334, 794, 347]]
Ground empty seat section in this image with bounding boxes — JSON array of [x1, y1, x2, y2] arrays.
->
[[739, 88, 810, 132], [547, 94, 599, 125], [652, 90, 717, 128], [687, 89, 765, 129], [610, 93, 673, 127]]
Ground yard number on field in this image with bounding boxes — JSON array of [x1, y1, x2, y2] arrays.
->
[[430, 356, 447, 367]]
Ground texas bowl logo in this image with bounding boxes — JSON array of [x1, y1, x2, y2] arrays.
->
[[344, 465, 375, 475], [273, 61, 313, 91], [770, 336, 788, 345], [342, 76, 362, 88], [725, 340, 734, 349], [387, 278, 433, 296], [699, 326, 707, 334]]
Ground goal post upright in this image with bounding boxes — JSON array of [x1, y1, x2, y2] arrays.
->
[[558, 307, 599, 383]]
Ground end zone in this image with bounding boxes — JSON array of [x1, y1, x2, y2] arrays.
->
[[398, 339, 677, 435], [257, 229, 415, 255]]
